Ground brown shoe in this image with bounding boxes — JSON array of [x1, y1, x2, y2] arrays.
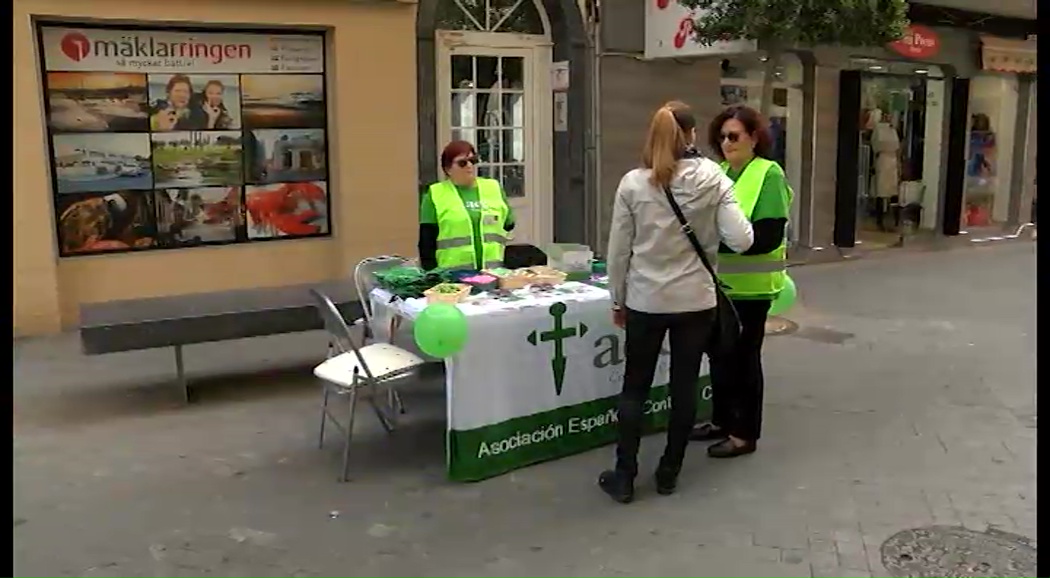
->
[[707, 438, 757, 458], [689, 423, 728, 442]]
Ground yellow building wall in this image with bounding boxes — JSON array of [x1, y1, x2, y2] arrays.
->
[[12, 0, 419, 336]]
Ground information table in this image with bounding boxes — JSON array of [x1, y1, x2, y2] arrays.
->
[[370, 282, 712, 482]]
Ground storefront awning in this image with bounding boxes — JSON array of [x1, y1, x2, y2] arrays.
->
[[980, 35, 1036, 73]]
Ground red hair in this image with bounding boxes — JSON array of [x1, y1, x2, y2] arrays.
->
[[440, 140, 477, 174]]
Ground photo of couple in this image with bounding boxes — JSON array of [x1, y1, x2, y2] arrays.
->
[[148, 74, 242, 132]]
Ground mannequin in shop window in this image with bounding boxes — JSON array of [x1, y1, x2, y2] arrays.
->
[[872, 110, 901, 231]]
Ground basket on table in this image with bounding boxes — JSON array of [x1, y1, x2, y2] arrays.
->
[[423, 283, 471, 304], [498, 266, 567, 289]]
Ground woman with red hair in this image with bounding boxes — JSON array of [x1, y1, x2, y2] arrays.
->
[[418, 140, 515, 270]]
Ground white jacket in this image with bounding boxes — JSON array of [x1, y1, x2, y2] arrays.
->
[[606, 156, 754, 314]]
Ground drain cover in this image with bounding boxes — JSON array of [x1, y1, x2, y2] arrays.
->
[[881, 525, 1036, 578]]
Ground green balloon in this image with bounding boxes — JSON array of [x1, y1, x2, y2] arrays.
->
[[413, 303, 469, 358], [769, 275, 797, 317]]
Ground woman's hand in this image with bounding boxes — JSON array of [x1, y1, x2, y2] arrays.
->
[[204, 104, 222, 129], [154, 108, 177, 131], [612, 307, 626, 329]]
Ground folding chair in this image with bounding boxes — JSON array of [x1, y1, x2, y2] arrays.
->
[[352, 255, 410, 343], [352, 255, 415, 417], [308, 289, 426, 482]]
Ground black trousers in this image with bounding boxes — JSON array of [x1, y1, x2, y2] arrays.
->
[[615, 307, 716, 477], [709, 298, 771, 441]]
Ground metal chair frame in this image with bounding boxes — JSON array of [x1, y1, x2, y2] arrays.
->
[[352, 255, 413, 419], [308, 289, 423, 481]]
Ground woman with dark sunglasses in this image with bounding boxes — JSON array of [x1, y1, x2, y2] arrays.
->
[[418, 140, 515, 271], [689, 105, 793, 458]]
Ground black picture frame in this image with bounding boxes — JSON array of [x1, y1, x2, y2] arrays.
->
[[35, 20, 333, 258]]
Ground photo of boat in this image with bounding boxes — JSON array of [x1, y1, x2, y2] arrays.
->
[[52, 133, 153, 194], [46, 72, 150, 133], [241, 74, 325, 129]]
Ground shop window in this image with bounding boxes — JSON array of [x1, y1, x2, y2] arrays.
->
[[963, 74, 1019, 229], [850, 60, 946, 246], [37, 23, 331, 257], [436, 0, 546, 35], [719, 52, 803, 241]]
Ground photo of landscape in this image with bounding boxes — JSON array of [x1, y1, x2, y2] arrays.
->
[[151, 131, 243, 189], [46, 72, 150, 133], [52, 133, 153, 194], [244, 128, 327, 184], [55, 191, 156, 256], [241, 74, 325, 129], [154, 187, 243, 248]]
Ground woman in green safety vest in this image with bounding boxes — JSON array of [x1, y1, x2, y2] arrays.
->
[[418, 140, 515, 271], [689, 105, 793, 459]]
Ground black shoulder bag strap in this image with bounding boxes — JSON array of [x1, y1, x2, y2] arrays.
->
[[661, 186, 721, 287], [661, 185, 742, 352]]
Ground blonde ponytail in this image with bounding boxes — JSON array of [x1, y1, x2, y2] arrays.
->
[[642, 101, 694, 189]]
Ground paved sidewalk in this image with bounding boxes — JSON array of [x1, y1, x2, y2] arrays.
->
[[13, 243, 1036, 577]]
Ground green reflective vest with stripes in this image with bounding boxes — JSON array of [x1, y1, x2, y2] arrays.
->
[[430, 178, 510, 270], [718, 158, 793, 298]]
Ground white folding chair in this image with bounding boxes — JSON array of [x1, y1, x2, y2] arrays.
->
[[352, 255, 414, 417], [308, 289, 426, 482]]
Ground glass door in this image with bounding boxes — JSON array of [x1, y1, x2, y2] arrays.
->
[[857, 74, 929, 247], [438, 44, 545, 246]]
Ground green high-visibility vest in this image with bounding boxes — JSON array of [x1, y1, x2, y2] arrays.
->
[[718, 158, 793, 298], [430, 178, 509, 270]]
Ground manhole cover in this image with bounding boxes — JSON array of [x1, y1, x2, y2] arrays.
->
[[881, 525, 1036, 577]]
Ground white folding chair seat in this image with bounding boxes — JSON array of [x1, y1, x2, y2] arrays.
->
[[308, 288, 426, 482], [314, 343, 425, 387]]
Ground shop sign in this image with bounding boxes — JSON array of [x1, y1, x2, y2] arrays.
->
[[40, 26, 323, 74], [887, 24, 940, 60], [644, 0, 755, 60], [37, 24, 332, 258]]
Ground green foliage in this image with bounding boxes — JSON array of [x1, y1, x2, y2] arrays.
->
[[678, 0, 909, 50]]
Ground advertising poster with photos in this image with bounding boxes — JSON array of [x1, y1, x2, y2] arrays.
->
[[37, 24, 330, 256]]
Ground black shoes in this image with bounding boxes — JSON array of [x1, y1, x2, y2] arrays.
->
[[654, 467, 679, 495], [689, 423, 727, 442], [707, 438, 757, 458], [598, 469, 635, 503], [598, 466, 680, 502]]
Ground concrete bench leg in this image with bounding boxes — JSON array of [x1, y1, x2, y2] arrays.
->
[[174, 344, 190, 404]]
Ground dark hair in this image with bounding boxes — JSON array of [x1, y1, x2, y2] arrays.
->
[[203, 80, 225, 93], [440, 140, 477, 174], [707, 105, 773, 161], [166, 74, 193, 94], [642, 100, 697, 188]]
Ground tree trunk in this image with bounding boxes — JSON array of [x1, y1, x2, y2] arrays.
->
[[759, 48, 781, 119]]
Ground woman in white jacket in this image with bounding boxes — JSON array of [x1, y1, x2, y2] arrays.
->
[[599, 101, 754, 503]]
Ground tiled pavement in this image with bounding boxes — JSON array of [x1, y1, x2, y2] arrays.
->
[[13, 242, 1036, 577]]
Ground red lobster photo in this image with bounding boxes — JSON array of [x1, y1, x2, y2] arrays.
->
[[245, 181, 327, 237]]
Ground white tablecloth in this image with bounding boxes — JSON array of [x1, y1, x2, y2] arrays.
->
[[369, 282, 711, 482]]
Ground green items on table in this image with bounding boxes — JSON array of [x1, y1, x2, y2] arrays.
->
[[373, 266, 454, 299], [414, 303, 469, 358]]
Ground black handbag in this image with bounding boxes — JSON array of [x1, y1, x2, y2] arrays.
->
[[662, 185, 742, 355]]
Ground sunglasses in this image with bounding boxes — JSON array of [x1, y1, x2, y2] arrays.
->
[[720, 131, 743, 144], [455, 156, 480, 168]]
